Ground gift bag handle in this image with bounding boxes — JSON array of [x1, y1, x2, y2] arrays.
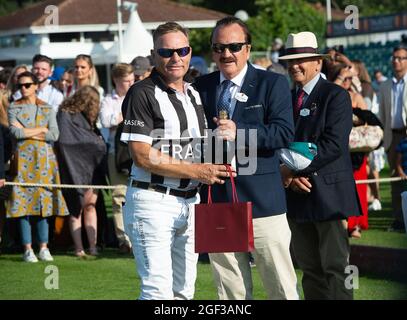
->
[[207, 165, 238, 204]]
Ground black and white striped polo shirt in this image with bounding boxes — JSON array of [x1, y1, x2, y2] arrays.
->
[[120, 69, 207, 190]]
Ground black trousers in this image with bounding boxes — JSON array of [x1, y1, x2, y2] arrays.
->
[[288, 218, 353, 300]]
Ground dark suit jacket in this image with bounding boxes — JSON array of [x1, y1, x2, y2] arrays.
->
[[195, 63, 294, 218], [0, 125, 5, 179], [286, 76, 362, 222]]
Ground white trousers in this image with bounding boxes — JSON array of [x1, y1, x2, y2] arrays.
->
[[123, 186, 200, 300]]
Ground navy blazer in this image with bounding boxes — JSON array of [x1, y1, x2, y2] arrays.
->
[[286, 77, 362, 222], [195, 63, 294, 218]]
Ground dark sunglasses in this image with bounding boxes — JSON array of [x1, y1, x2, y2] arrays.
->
[[392, 56, 407, 62], [157, 46, 191, 58], [212, 42, 248, 54], [17, 83, 34, 89]]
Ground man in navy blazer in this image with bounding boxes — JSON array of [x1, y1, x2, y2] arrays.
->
[[195, 16, 298, 300], [279, 31, 362, 300]]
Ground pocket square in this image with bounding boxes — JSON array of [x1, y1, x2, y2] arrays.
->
[[244, 104, 262, 110]]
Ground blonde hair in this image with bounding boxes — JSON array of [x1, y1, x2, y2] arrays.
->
[[74, 54, 100, 88], [60, 85, 100, 125], [352, 60, 372, 83], [111, 63, 134, 79], [0, 89, 9, 127]]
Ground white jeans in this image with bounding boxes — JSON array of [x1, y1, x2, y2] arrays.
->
[[123, 186, 200, 300]]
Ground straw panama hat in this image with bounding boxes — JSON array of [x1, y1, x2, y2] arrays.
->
[[279, 31, 330, 60]]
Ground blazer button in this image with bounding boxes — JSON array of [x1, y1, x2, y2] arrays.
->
[[313, 172, 318, 176]]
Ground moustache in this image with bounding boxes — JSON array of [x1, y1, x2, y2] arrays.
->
[[220, 58, 236, 63]]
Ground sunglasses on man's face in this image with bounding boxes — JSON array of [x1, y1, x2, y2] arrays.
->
[[211, 42, 248, 54], [156, 46, 191, 58], [17, 83, 34, 89]]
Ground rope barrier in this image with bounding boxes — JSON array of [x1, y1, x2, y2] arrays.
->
[[355, 177, 403, 184], [3, 181, 127, 190], [2, 177, 404, 189]]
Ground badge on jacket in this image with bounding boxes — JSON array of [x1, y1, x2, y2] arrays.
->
[[235, 92, 248, 102], [300, 108, 310, 117]]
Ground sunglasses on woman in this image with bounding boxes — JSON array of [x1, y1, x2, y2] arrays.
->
[[17, 83, 34, 89], [157, 46, 191, 58], [212, 42, 248, 54]]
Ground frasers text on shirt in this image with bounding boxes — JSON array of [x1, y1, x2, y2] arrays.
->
[[124, 119, 145, 127], [148, 128, 258, 175]]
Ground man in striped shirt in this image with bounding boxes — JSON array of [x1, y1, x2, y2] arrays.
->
[[120, 22, 234, 300]]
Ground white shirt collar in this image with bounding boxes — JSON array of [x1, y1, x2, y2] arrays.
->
[[38, 80, 52, 93], [111, 90, 120, 99], [219, 63, 248, 88], [392, 72, 407, 84], [300, 73, 321, 96]]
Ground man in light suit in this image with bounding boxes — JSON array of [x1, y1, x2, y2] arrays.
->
[[195, 16, 298, 300], [378, 46, 407, 232], [279, 31, 362, 300]]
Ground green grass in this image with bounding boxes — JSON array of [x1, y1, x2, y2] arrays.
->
[[350, 229, 407, 249], [1, 167, 407, 300], [347, 165, 407, 248], [1, 249, 406, 300]]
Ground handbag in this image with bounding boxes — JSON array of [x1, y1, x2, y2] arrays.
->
[[194, 165, 254, 253], [349, 125, 383, 153], [8, 150, 18, 178]]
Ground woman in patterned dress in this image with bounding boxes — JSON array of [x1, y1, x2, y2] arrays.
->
[[7, 71, 68, 263]]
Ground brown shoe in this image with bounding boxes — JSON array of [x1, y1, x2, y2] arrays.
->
[[88, 247, 99, 256], [119, 243, 132, 254]]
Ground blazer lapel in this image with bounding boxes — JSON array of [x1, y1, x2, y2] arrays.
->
[[295, 77, 324, 133], [232, 63, 257, 122], [204, 72, 220, 125]]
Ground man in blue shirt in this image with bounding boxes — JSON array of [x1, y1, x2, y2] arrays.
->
[[378, 46, 407, 232]]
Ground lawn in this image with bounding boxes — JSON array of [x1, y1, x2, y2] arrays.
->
[[1, 166, 407, 300], [349, 166, 407, 249], [0, 249, 406, 300]]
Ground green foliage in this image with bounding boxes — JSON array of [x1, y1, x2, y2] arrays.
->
[[188, 28, 212, 58], [174, 0, 258, 16], [247, 0, 326, 51], [335, 0, 407, 17], [0, 0, 43, 17], [175, 0, 407, 18], [0, 0, 18, 17]]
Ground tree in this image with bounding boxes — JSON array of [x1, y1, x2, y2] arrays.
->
[[0, 0, 42, 17], [188, 27, 212, 58], [247, 0, 326, 51], [307, 0, 407, 17], [173, 0, 258, 16]]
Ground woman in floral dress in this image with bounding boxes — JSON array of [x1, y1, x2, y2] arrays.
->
[[7, 71, 68, 263]]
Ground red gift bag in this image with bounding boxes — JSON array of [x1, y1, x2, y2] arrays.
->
[[195, 165, 254, 253]]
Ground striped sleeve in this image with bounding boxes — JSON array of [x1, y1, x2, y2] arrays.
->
[[120, 84, 154, 144]]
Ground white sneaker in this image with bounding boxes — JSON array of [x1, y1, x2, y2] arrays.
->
[[38, 248, 54, 261], [368, 199, 382, 211], [23, 249, 38, 263]]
